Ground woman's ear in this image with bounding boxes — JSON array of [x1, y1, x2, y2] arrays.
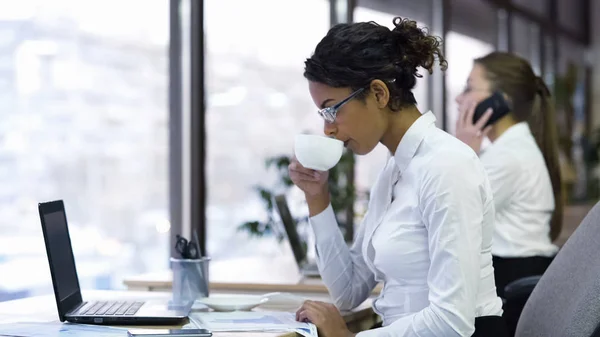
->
[[369, 79, 390, 109]]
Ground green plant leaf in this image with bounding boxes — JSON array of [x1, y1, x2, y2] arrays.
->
[[237, 221, 266, 238], [253, 186, 274, 210], [265, 155, 292, 170]]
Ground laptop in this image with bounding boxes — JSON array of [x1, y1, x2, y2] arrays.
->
[[273, 195, 320, 277], [38, 200, 192, 325]]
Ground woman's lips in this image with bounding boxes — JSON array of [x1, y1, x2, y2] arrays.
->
[[343, 140, 350, 147]]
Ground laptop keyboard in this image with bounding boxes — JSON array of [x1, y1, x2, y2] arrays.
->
[[73, 301, 145, 316]]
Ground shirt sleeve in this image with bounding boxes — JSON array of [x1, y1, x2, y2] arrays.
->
[[309, 204, 377, 311], [356, 152, 486, 337], [479, 148, 519, 212]]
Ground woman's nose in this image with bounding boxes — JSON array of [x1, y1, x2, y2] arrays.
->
[[323, 121, 337, 138]]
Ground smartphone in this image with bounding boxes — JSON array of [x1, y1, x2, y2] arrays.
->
[[472, 91, 511, 127], [127, 328, 212, 337]]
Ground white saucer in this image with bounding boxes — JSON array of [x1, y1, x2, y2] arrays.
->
[[198, 294, 268, 312], [260, 292, 305, 310]]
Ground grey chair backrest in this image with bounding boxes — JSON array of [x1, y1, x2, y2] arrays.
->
[[516, 201, 600, 337]]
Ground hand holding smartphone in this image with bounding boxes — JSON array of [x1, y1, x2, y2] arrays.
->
[[472, 91, 511, 128]]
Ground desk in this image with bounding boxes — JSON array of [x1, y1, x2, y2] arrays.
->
[[0, 290, 379, 335], [127, 203, 595, 294], [124, 256, 382, 295]]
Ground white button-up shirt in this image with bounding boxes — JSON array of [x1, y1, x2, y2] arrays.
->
[[479, 122, 558, 258], [310, 111, 503, 337]]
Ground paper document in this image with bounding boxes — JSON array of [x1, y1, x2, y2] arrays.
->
[[191, 311, 318, 337], [0, 322, 127, 337]]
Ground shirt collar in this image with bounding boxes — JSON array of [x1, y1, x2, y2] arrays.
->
[[392, 111, 436, 174], [492, 121, 531, 146]]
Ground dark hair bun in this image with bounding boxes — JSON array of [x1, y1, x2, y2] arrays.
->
[[390, 17, 448, 75], [304, 16, 448, 109]]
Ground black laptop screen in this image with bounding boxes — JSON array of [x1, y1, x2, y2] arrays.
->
[[43, 210, 80, 301], [274, 195, 307, 265]]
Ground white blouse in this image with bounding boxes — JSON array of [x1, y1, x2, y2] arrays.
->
[[479, 122, 558, 258], [309, 112, 503, 337]]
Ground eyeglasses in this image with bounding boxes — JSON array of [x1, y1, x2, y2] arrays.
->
[[317, 87, 365, 123]]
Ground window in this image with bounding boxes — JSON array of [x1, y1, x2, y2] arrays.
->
[[0, 0, 169, 302], [556, 38, 587, 199], [355, 0, 431, 25], [352, 5, 430, 213], [204, 0, 329, 260], [529, 23, 542, 76], [558, 0, 585, 36], [444, 32, 494, 137], [512, 0, 548, 17], [558, 38, 585, 76], [511, 15, 530, 61], [542, 34, 555, 89], [511, 15, 542, 75], [446, 0, 496, 138], [450, 0, 497, 46]]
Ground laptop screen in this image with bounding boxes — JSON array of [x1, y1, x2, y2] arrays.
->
[[43, 209, 80, 301], [39, 200, 83, 320], [273, 195, 307, 265]]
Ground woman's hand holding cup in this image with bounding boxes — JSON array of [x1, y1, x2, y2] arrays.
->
[[288, 157, 331, 216]]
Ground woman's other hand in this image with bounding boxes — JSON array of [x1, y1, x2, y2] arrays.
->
[[296, 300, 355, 337]]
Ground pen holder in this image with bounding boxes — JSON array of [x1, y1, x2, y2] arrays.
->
[[170, 257, 211, 305]]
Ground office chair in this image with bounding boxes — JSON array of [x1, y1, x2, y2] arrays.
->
[[509, 201, 600, 337], [502, 275, 542, 336]]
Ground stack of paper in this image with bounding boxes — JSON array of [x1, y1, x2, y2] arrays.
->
[[191, 311, 318, 337]]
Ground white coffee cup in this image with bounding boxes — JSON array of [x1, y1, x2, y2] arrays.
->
[[294, 134, 344, 171]]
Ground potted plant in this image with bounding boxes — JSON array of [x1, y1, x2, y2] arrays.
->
[[237, 149, 361, 243]]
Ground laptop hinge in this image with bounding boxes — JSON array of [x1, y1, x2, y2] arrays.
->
[[67, 301, 87, 316]]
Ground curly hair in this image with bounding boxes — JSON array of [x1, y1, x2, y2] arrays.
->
[[304, 17, 447, 111]]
